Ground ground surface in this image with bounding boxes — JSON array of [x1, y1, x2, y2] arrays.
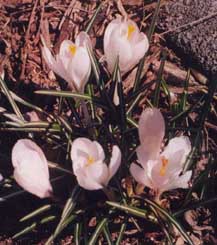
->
[[159, 0, 217, 77], [0, 0, 217, 244]]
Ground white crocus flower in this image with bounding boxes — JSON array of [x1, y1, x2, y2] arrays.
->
[[42, 31, 91, 92], [130, 108, 192, 198], [12, 139, 53, 198], [71, 138, 121, 190], [104, 17, 149, 74]]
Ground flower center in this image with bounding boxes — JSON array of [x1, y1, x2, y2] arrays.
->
[[68, 45, 77, 56], [85, 156, 95, 166], [127, 24, 135, 39], [159, 156, 169, 176]]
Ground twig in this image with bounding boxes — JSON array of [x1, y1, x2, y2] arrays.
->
[[160, 11, 217, 36]]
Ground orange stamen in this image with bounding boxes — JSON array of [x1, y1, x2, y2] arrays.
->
[[159, 156, 169, 176]]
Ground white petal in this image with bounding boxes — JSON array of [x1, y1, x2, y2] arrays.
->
[[42, 43, 71, 84], [0, 173, 3, 182], [108, 145, 121, 181], [12, 139, 48, 177], [138, 108, 165, 161], [75, 168, 103, 190], [71, 138, 101, 162], [93, 141, 105, 161], [130, 163, 152, 188], [12, 139, 52, 198], [162, 171, 192, 192], [68, 47, 91, 92], [131, 33, 149, 66], [104, 18, 122, 53], [86, 161, 109, 187], [162, 136, 191, 168], [75, 31, 92, 49], [104, 21, 132, 73]]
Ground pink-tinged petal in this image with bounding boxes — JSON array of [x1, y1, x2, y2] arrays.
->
[[74, 168, 103, 190], [162, 170, 192, 192], [104, 22, 132, 73], [138, 108, 165, 161], [93, 141, 105, 161], [12, 139, 48, 177], [162, 136, 191, 169], [71, 138, 101, 163], [131, 33, 149, 65], [42, 45, 57, 72], [12, 139, 53, 198], [68, 47, 91, 92], [104, 18, 122, 52], [108, 145, 121, 181], [75, 31, 92, 49], [130, 163, 152, 188], [86, 162, 109, 187]]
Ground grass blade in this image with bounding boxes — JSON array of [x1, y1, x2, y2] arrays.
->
[[88, 218, 108, 245]]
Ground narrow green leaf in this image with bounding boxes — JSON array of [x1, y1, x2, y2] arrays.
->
[[115, 223, 126, 245], [0, 77, 24, 120], [20, 205, 51, 222], [88, 218, 108, 245], [106, 201, 156, 223], [13, 223, 36, 239], [74, 222, 82, 245], [85, 3, 103, 33]]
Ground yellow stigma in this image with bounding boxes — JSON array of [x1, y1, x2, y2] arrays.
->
[[85, 156, 95, 166], [68, 45, 77, 56], [127, 24, 135, 39], [159, 156, 169, 176]]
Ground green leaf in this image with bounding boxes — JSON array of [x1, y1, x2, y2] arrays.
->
[[88, 218, 108, 245], [106, 201, 156, 223], [20, 204, 51, 222], [0, 77, 24, 120], [115, 223, 126, 245], [85, 3, 103, 33]]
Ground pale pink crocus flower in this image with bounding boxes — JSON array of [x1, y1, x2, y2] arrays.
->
[[71, 138, 121, 190], [42, 32, 91, 93], [104, 17, 149, 74], [130, 108, 192, 199], [12, 139, 53, 198]]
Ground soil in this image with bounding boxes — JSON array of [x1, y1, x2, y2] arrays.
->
[[159, 0, 217, 78]]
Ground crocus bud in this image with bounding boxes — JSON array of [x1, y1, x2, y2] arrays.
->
[[130, 108, 192, 197], [104, 18, 149, 74], [12, 139, 53, 198], [42, 32, 91, 92], [71, 138, 121, 190]]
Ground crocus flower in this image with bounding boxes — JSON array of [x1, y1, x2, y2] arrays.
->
[[104, 18, 149, 74], [71, 138, 121, 190], [12, 139, 53, 198], [42, 32, 91, 92], [130, 108, 192, 197]]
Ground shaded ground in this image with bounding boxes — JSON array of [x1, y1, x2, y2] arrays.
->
[[0, 0, 217, 244], [159, 0, 217, 77]]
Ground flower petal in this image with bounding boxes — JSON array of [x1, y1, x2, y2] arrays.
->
[[0, 173, 3, 182], [130, 163, 152, 188], [93, 141, 105, 161], [75, 167, 103, 190], [68, 47, 91, 92], [104, 20, 132, 73], [131, 32, 149, 66], [12, 139, 52, 198], [75, 31, 92, 49], [162, 170, 192, 192], [86, 161, 109, 187], [138, 108, 165, 162], [162, 136, 191, 169], [108, 145, 121, 181]]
